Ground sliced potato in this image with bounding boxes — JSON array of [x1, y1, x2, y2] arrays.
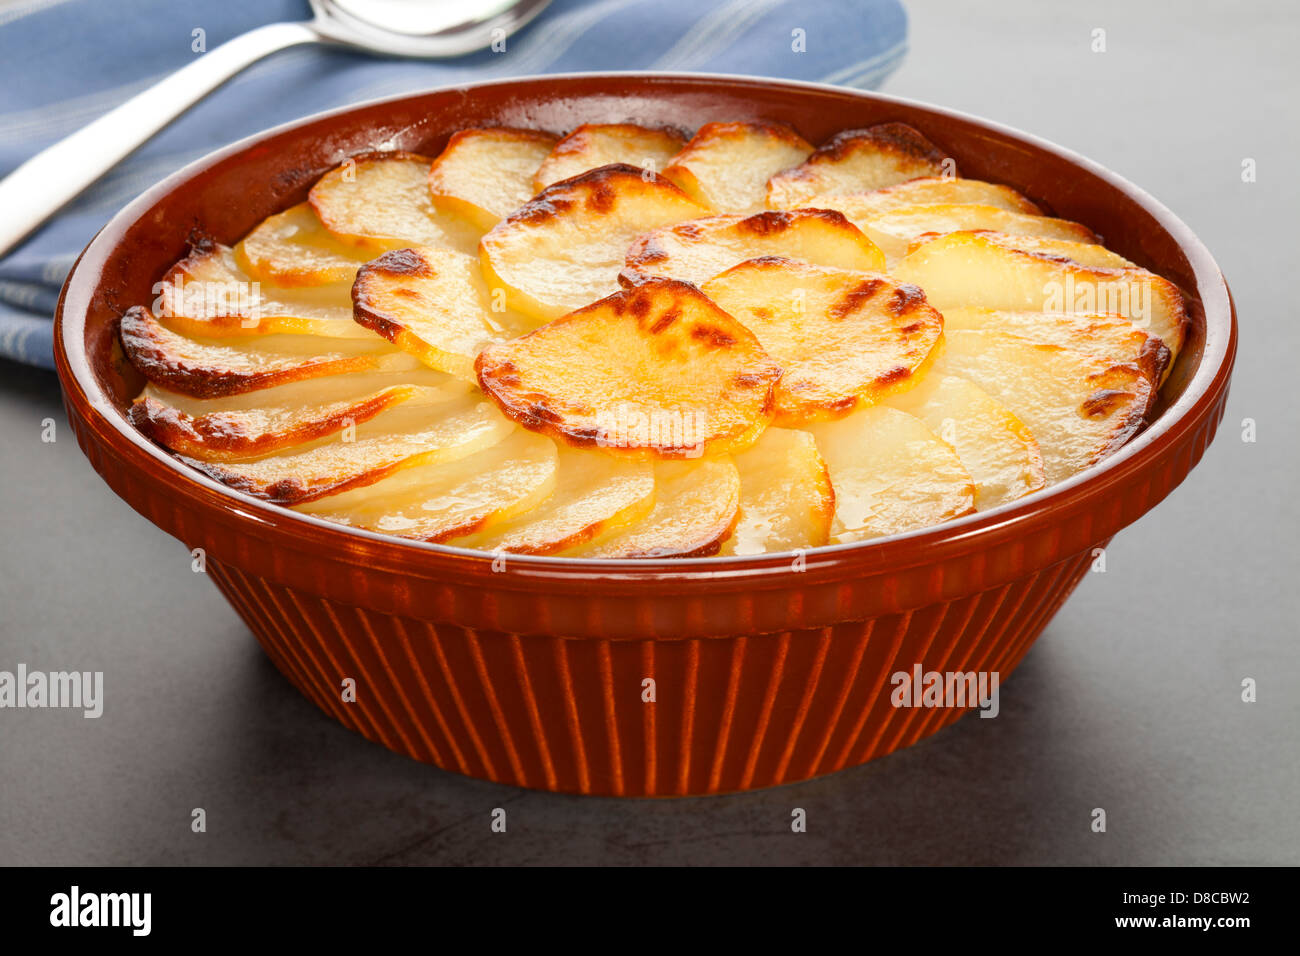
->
[[884, 373, 1045, 511], [566, 459, 740, 559], [894, 231, 1187, 362], [719, 427, 834, 556], [156, 242, 367, 339], [766, 123, 950, 209], [624, 208, 885, 285], [533, 123, 686, 191], [931, 329, 1153, 483], [449, 448, 655, 555], [296, 428, 558, 542], [479, 164, 708, 321], [792, 177, 1043, 217], [128, 368, 467, 462], [233, 202, 374, 288], [309, 151, 479, 254], [662, 121, 812, 213], [809, 405, 975, 543], [187, 395, 515, 505], [857, 203, 1098, 258], [120, 306, 414, 399], [701, 259, 942, 425], [915, 231, 1136, 270], [352, 245, 534, 380], [476, 276, 781, 458], [942, 307, 1170, 386], [427, 127, 559, 231]]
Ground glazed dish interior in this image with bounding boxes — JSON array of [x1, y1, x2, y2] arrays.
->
[[113, 116, 1188, 560]]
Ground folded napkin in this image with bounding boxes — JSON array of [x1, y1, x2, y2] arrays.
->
[[0, 0, 907, 368]]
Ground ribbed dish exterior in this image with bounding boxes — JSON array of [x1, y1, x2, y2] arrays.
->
[[201, 549, 1095, 796]]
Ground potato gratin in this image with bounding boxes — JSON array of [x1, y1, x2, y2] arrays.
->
[[121, 121, 1186, 558]]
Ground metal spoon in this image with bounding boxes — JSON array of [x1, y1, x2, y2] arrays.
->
[[0, 0, 551, 258]]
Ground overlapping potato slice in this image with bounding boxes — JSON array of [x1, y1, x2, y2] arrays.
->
[[662, 121, 812, 213], [931, 329, 1152, 483], [233, 202, 374, 288], [766, 123, 950, 209], [309, 151, 479, 254], [894, 231, 1187, 361], [120, 306, 413, 399], [295, 428, 558, 542], [566, 459, 740, 559], [702, 259, 942, 424], [719, 427, 834, 556], [186, 395, 515, 505], [855, 203, 1098, 258], [479, 164, 708, 321], [475, 276, 781, 458], [809, 405, 975, 543], [884, 373, 1045, 511], [427, 127, 559, 231], [942, 307, 1170, 386], [128, 368, 468, 462], [923, 231, 1136, 270], [448, 448, 655, 555], [624, 209, 885, 285], [533, 123, 686, 191], [352, 245, 535, 380], [791, 176, 1043, 218], [155, 242, 368, 339]]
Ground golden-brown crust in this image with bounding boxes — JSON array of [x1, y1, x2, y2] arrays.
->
[[776, 123, 949, 189], [119, 306, 376, 399], [503, 162, 692, 229], [350, 248, 434, 344], [475, 277, 781, 459], [128, 387, 409, 462], [185, 456, 408, 507]]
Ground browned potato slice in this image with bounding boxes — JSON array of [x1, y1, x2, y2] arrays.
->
[[186, 394, 515, 506], [449, 448, 655, 555], [719, 427, 834, 556], [931, 329, 1153, 483], [533, 123, 686, 191], [766, 123, 950, 209], [427, 127, 559, 231], [156, 241, 368, 339], [942, 307, 1170, 386], [662, 121, 812, 213], [233, 202, 374, 288], [809, 406, 975, 543], [701, 259, 942, 425], [884, 374, 1046, 511], [475, 276, 781, 459], [856, 203, 1098, 258], [479, 164, 708, 321], [296, 429, 559, 542], [624, 208, 885, 285], [120, 306, 414, 399], [352, 245, 535, 381], [309, 151, 479, 254], [128, 368, 467, 462], [566, 459, 740, 559], [789, 176, 1043, 216], [894, 231, 1187, 362]]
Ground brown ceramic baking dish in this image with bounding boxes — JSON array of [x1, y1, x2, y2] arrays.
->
[[54, 73, 1236, 796]]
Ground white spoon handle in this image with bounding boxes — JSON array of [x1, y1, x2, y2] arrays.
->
[[0, 21, 319, 259]]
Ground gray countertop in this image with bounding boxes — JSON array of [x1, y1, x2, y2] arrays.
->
[[1, 0, 1296, 865]]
